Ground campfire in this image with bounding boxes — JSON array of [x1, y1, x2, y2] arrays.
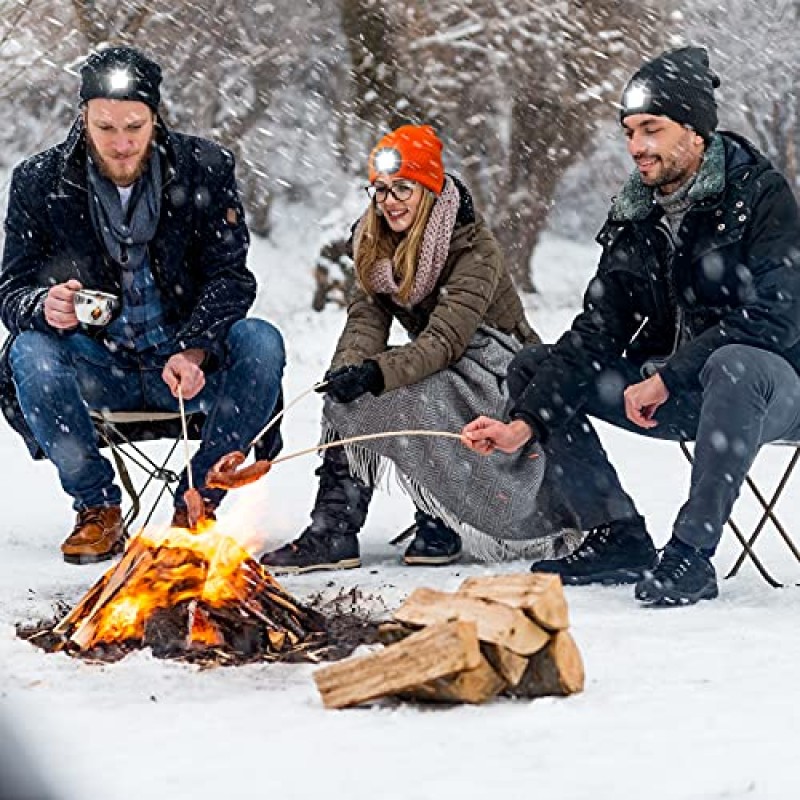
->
[[18, 401, 467, 667], [24, 516, 329, 664]]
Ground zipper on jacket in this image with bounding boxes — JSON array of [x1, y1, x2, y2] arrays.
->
[[623, 315, 649, 357]]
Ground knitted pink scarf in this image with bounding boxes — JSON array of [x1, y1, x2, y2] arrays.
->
[[354, 176, 460, 307]]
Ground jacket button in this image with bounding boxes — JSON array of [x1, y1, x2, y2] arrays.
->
[[717, 223, 726, 231], [738, 214, 747, 222], [735, 200, 744, 208], [715, 209, 723, 216]]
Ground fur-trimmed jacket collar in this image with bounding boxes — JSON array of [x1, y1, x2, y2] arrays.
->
[[611, 133, 726, 223]]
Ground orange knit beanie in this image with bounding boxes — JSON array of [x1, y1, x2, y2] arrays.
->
[[368, 124, 445, 195]]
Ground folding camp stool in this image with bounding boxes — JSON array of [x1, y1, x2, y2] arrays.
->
[[679, 440, 800, 587], [91, 409, 193, 532]]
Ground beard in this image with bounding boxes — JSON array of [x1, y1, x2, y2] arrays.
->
[[638, 133, 702, 192], [641, 157, 692, 190], [86, 131, 154, 187]]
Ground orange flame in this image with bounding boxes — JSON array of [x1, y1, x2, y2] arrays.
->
[[77, 514, 278, 649]]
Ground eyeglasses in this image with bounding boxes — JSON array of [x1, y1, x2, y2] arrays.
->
[[364, 180, 416, 203]]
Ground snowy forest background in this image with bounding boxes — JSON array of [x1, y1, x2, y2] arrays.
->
[[0, 0, 798, 291], [3, 6, 800, 798]]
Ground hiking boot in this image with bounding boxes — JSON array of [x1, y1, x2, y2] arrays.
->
[[530, 517, 657, 585], [61, 506, 126, 565], [259, 448, 371, 574], [171, 502, 217, 529], [635, 538, 718, 606], [260, 528, 361, 574], [402, 512, 462, 566]]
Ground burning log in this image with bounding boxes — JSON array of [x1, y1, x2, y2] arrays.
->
[[51, 521, 326, 661]]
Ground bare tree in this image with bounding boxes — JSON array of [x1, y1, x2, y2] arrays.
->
[[682, 0, 800, 190], [334, 0, 669, 288], [0, 0, 345, 235], [384, 0, 669, 289]]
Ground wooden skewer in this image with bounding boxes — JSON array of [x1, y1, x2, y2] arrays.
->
[[177, 384, 194, 491], [247, 381, 328, 450], [269, 429, 464, 467]]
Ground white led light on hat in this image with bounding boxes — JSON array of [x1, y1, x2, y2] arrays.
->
[[623, 82, 650, 112], [373, 147, 401, 175], [108, 68, 132, 92]]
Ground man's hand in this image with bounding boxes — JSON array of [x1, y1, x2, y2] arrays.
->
[[623, 373, 670, 429], [461, 416, 533, 455], [44, 279, 82, 330], [162, 349, 206, 400]]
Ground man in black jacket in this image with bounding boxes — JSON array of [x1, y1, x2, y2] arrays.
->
[[463, 46, 800, 605], [0, 46, 284, 563]]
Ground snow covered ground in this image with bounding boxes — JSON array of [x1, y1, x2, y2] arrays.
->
[[2, 202, 800, 800]]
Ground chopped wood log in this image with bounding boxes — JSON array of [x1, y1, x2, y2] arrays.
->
[[376, 621, 418, 646], [507, 631, 585, 699], [313, 621, 482, 709], [458, 573, 569, 631], [394, 588, 549, 656], [482, 643, 529, 687], [403, 652, 507, 705]]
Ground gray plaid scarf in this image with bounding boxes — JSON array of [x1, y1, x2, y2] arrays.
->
[[87, 150, 161, 270], [87, 151, 173, 351]]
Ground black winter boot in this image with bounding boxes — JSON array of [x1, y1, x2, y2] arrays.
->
[[402, 512, 462, 566], [260, 449, 372, 574], [530, 517, 657, 585], [635, 537, 718, 606]]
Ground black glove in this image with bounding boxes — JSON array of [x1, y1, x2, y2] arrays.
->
[[319, 361, 384, 403]]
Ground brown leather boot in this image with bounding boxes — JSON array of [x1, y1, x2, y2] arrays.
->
[[61, 506, 126, 564]]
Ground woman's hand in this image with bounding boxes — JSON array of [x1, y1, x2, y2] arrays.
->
[[317, 361, 384, 403], [461, 416, 533, 455]]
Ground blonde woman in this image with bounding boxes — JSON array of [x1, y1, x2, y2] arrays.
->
[[261, 125, 579, 573]]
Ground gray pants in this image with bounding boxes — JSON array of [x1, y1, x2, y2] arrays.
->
[[507, 344, 800, 552]]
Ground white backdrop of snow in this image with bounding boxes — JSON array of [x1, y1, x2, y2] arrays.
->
[[1, 198, 799, 800]]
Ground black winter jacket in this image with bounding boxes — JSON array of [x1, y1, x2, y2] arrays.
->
[[0, 117, 258, 457], [512, 132, 800, 438]]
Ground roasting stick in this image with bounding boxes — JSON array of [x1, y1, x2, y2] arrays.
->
[[269, 429, 465, 467], [246, 380, 328, 450], [177, 384, 194, 491]]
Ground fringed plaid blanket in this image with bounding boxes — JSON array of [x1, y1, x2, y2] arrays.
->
[[322, 326, 583, 561]]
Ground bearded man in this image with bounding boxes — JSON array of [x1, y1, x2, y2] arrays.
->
[[463, 46, 800, 606], [0, 46, 285, 563]]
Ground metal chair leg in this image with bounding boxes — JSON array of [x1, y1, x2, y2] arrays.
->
[[726, 447, 800, 577], [679, 441, 783, 587], [95, 422, 183, 533]]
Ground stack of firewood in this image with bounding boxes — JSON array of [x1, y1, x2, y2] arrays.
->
[[314, 573, 584, 708]]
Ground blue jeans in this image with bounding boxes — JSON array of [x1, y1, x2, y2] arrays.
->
[[508, 343, 800, 552], [8, 318, 285, 511]]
